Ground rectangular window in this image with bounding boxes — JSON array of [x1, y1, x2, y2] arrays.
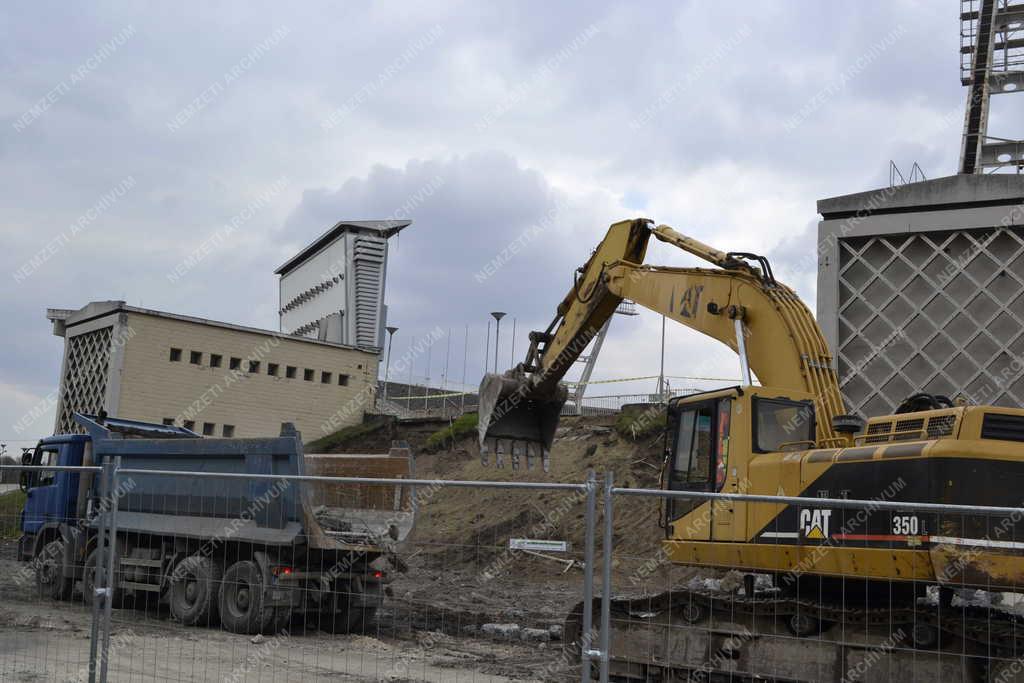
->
[[286, 366, 297, 379], [162, 418, 174, 426], [249, 360, 260, 373], [190, 351, 202, 365], [268, 363, 279, 376], [169, 348, 182, 362], [184, 420, 196, 431], [321, 371, 332, 384], [202, 422, 215, 436], [222, 424, 235, 438], [304, 368, 314, 381], [338, 374, 349, 386], [754, 397, 815, 452], [35, 447, 59, 487], [210, 354, 222, 368], [673, 406, 714, 485], [229, 357, 241, 370]]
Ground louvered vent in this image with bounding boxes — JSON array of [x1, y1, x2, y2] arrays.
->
[[352, 235, 386, 348], [865, 420, 893, 443], [863, 412, 959, 443], [926, 414, 957, 438], [982, 413, 1024, 442]]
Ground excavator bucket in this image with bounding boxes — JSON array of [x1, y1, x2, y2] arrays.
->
[[477, 373, 567, 471]]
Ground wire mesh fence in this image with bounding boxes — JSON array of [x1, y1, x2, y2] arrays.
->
[[603, 484, 1024, 682], [0, 457, 598, 682], [7, 455, 1024, 681]]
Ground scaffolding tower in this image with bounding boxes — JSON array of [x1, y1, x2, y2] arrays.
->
[[959, 0, 1024, 173]]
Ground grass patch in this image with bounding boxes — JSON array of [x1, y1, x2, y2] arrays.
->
[[0, 490, 26, 539], [424, 413, 479, 452], [305, 418, 390, 453], [615, 405, 667, 440]]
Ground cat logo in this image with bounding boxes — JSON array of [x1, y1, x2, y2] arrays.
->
[[799, 509, 832, 540]]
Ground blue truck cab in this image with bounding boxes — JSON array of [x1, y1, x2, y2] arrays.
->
[[18, 432, 88, 554], [18, 414, 408, 635]]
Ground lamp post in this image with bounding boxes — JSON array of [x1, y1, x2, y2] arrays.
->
[[491, 311, 506, 373], [658, 315, 666, 399], [383, 326, 398, 403]]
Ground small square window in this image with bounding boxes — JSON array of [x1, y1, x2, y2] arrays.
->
[[190, 351, 202, 365], [210, 354, 222, 368], [202, 422, 215, 436], [286, 366, 297, 379], [169, 348, 182, 362], [222, 424, 235, 438], [268, 363, 279, 376], [249, 360, 260, 373], [183, 420, 196, 431], [321, 371, 332, 384], [338, 374, 349, 386], [304, 368, 314, 381], [229, 357, 242, 370], [162, 418, 175, 426]]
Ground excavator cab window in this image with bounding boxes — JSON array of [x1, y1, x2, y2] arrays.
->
[[753, 397, 815, 452]]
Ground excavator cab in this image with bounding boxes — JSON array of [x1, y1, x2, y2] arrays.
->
[[663, 387, 819, 540]]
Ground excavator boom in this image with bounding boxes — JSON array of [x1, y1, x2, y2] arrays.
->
[[477, 218, 844, 465]]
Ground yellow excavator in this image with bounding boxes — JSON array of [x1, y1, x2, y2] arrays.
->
[[478, 218, 1024, 680]]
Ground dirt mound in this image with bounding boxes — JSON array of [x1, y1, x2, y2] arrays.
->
[[393, 415, 668, 566]]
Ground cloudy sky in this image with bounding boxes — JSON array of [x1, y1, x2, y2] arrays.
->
[[1, 1, 1005, 447]]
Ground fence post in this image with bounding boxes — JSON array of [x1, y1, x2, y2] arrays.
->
[[599, 471, 614, 683], [87, 457, 113, 683], [580, 469, 597, 682], [99, 456, 121, 683]]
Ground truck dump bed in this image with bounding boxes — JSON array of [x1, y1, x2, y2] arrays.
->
[[77, 415, 413, 552]]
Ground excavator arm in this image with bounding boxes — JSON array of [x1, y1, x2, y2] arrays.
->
[[477, 218, 844, 466]]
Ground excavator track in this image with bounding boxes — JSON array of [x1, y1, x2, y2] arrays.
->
[[563, 587, 1024, 681]]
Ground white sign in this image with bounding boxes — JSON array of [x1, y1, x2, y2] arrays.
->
[[509, 538, 569, 553]]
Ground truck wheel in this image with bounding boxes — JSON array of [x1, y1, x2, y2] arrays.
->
[[83, 545, 123, 608], [318, 605, 377, 634], [219, 560, 269, 634], [36, 540, 72, 601], [170, 556, 222, 627]]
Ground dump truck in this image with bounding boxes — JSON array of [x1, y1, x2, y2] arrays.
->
[[18, 414, 413, 634]]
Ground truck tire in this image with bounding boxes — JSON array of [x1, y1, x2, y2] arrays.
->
[[83, 544, 123, 608], [219, 560, 271, 634], [169, 555, 222, 627], [36, 539, 72, 601]]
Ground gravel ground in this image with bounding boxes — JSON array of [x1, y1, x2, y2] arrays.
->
[[0, 540, 571, 682]]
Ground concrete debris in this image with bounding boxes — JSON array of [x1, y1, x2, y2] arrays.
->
[[520, 627, 551, 642], [481, 623, 520, 639]]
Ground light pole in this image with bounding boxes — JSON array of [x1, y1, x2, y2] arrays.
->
[[383, 326, 398, 403], [509, 317, 516, 370], [491, 311, 506, 373], [658, 315, 666, 399]]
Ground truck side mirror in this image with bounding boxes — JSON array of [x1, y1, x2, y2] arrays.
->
[[19, 447, 35, 492]]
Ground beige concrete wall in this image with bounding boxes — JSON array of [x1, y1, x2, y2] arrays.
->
[[115, 312, 378, 441]]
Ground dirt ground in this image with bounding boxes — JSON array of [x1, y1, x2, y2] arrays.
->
[[0, 415, 684, 682]]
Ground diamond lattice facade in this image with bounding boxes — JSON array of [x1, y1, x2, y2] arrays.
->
[[817, 174, 1024, 417]]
